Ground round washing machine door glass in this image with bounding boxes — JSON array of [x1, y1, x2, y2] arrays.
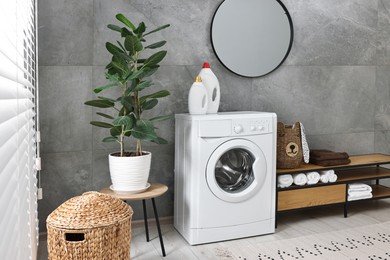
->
[[206, 139, 267, 203], [215, 148, 254, 193]]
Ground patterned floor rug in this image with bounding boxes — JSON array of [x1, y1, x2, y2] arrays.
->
[[233, 221, 390, 260]]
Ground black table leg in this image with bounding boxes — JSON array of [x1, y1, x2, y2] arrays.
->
[[142, 199, 150, 242], [344, 202, 348, 218], [152, 198, 166, 257], [344, 184, 348, 218]]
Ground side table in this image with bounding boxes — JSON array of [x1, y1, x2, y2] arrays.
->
[[100, 183, 168, 257]]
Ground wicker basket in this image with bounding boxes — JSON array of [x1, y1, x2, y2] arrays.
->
[[277, 122, 303, 169], [46, 192, 133, 260]]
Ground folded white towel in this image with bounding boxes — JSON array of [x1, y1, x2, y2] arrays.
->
[[278, 174, 293, 188], [348, 190, 372, 197], [319, 170, 338, 183], [348, 183, 372, 192], [319, 172, 329, 183], [293, 173, 308, 186], [348, 193, 373, 201], [306, 171, 320, 185]]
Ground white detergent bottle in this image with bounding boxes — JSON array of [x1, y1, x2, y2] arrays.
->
[[198, 62, 220, 114], [188, 76, 208, 115]]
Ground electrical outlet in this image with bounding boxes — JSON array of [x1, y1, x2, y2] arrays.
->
[[38, 188, 43, 200]]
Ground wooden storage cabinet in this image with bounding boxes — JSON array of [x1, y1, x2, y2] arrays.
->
[[276, 154, 390, 226], [278, 184, 346, 211]]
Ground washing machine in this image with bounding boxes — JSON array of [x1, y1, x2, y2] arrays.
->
[[174, 111, 277, 245]]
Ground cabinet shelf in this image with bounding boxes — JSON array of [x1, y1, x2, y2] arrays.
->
[[277, 167, 390, 191], [338, 167, 390, 182], [276, 154, 390, 226], [276, 153, 390, 175], [371, 185, 390, 199]]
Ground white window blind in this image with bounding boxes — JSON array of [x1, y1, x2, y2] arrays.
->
[[0, 0, 39, 259]]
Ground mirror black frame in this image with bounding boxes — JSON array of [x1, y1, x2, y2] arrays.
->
[[210, 0, 294, 78]]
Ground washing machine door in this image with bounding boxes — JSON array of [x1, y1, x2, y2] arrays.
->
[[206, 139, 267, 203]]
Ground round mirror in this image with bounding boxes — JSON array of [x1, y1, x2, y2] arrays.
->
[[211, 0, 293, 78]]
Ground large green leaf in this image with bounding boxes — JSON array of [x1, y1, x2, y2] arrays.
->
[[111, 61, 127, 73], [93, 82, 117, 93], [107, 24, 122, 33], [85, 100, 115, 108], [112, 116, 131, 126], [150, 114, 173, 122], [121, 96, 134, 112], [110, 125, 122, 136], [90, 121, 113, 128], [102, 136, 118, 142], [127, 68, 146, 80], [131, 120, 157, 140], [141, 90, 170, 101], [96, 112, 115, 119], [117, 41, 127, 53], [116, 14, 136, 30], [125, 80, 137, 95], [126, 114, 136, 130], [145, 41, 166, 49], [113, 115, 135, 129], [138, 66, 159, 79], [107, 67, 120, 76], [119, 106, 130, 116], [105, 72, 120, 82], [113, 52, 132, 63], [134, 22, 146, 36], [112, 54, 128, 67], [106, 42, 124, 55], [143, 24, 170, 37], [134, 80, 153, 91], [142, 99, 158, 110], [143, 51, 167, 67], [121, 27, 133, 38], [124, 35, 143, 55]]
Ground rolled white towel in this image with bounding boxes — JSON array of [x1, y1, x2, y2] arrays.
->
[[319, 170, 338, 183], [320, 170, 334, 175], [329, 173, 338, 183], [319, 172, 329, 183], [348, 193, 373, 201], [348, 183, 372, 192], [278, 174, 293, 188], [306, 171, 320, 185], [293, 173, 308, 186]]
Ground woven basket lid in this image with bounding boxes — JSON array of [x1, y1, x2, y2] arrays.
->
[[47, 192, 133, 229]]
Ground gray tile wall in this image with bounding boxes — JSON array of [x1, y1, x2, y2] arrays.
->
[[38, 0, 390, 230]]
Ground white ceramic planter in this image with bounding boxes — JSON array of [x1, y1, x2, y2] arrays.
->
[[109, 151, 151, 192]]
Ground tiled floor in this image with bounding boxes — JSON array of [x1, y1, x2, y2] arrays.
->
[[38, 199, 390, 259]]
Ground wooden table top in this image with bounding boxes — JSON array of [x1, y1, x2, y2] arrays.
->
[[100, 183, 168, 201]]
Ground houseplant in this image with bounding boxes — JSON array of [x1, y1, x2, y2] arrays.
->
[[85, 14, 171, 192]]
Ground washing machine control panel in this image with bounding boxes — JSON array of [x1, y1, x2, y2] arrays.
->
[[232, 118, 271, 135]]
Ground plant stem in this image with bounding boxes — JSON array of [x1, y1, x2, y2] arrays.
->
[[133, 52, 142, 156], [120, 133, 124, 156], [136, 139, 142, 156]]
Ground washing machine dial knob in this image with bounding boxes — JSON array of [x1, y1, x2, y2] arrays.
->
[[234, 125, 243, 134], [257, 125, 264, 131], [250, 125, 256, 131]]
